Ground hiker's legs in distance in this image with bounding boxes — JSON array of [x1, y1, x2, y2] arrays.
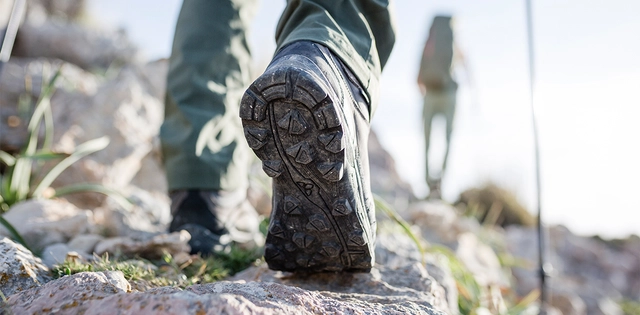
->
[[422, 96, 435, 182], [160, 0, 262, 254], [441, 84, 457, 177], [240, 0, 395, 272]]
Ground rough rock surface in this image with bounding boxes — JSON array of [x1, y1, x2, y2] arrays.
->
[[0, 238, 51, 297], [233, 262, 450, 311], [7, 271, 131, 314], [6, 271, 448, 315], [506, 225, 636, 315]]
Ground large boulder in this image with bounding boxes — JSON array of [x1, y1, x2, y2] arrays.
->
[[13, 2, 139, 70], [0, 237, 51, 297], [7, 271, 451, 315]]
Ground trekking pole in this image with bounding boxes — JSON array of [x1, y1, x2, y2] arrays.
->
[[524, 0, 552, 313], [0, 0, 26, 80]]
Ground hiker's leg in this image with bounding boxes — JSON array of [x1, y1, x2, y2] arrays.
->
[[442, 84, 457, 176], [161, 0, 263, 255], [275, 0, 396, 114], [241, 0, 395, 272], [161, 0, 257, 193], [423, 96, 435, 182]]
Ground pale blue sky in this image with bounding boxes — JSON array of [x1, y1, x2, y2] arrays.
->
[[87, 0, 640, 238]]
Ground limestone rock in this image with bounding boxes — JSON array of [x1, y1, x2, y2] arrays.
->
[[67, 234, 105, 254], [41, 243, 89, 268], [0, 58, 100, 153], [551, 292, 587, 315], [0, 237, 51, 297], [7, 271, 131, 314], [375, 227, 459, 314], [7, 276, 448, 315], [0, 199, 94, 251], [93, 231, 190, 259], [232, 262, 451, 314], [48, 66, 164, 208], [505, 225, 639, 315], [456, 232, 507, 287], [95, 187, 171, 237], [14, 19, 139, 70]]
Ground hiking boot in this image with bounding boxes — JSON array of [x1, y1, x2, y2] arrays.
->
[[427, 178, 442, 200], [240, 41, 375, 272], [169, 189, 264, 256]]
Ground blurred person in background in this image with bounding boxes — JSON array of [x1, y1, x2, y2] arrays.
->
[[417, 15, 461, 199]]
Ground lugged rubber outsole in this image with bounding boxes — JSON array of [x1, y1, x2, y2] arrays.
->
[[240, 54, 373, 272]]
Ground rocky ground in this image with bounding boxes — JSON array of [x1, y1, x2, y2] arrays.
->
[[1, 1, 639, 314]]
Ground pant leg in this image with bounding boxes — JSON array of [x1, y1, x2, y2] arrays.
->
[[441, 85, 457, 175], [161, 0, 258, 192], [423, 84, 457, 181], [275, 0, 396, 116], [422, 96, 435, 181]]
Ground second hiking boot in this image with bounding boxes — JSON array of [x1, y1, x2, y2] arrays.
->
[[240, 41, 375, 272]]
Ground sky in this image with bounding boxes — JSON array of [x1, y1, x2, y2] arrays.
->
[[86, 0, 640, 239]]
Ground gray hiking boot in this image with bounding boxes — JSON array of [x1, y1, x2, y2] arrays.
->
[[169, 189, 264, 256], [240, 41, 375, 272]]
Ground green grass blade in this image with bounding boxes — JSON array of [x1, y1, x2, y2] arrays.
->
[[25, 67, 61, 154], [32, 136, 110, 198], [0, 174, 15, 211], [0, 214, 31, 251], [374, 194, 426, 263], [0, 151, 16, 166], [22, 151, 69, 161], [52, 183, 132, 210], [43, 101, 54, 150], [9, 158, 31, 201]]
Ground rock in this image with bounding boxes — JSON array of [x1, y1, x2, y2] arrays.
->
[[551, 292, 587, 315], [0, 237, 51, 297], [0, 58, 100, 153], [94, 231, 190, 259], [139, 58, 168, 100], [0, 199, 94, 251], [247, 174, 273, 217], [48, 66, 164, 208], [456, 232, 507, 287], [0, 0, 85, 24], [30, 0, 86, 21], [41, 243, 90, 268], [409, 200, 461, 245], [14, 19, 139, 70], [129, 140, 168, 194], [7, 271, 131, 314], [95, 187, 171, 237], [375, 225, 459, 314], [7, 276, 449, 315], [67, 234, 105, 254], [596, 298, 623, 315], [232, 262, 451, 314], [505, 225, 640, 314]]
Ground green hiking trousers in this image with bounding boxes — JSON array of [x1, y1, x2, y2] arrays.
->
[[422, 83, 457, 181], [160, 0, 396, 192]]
